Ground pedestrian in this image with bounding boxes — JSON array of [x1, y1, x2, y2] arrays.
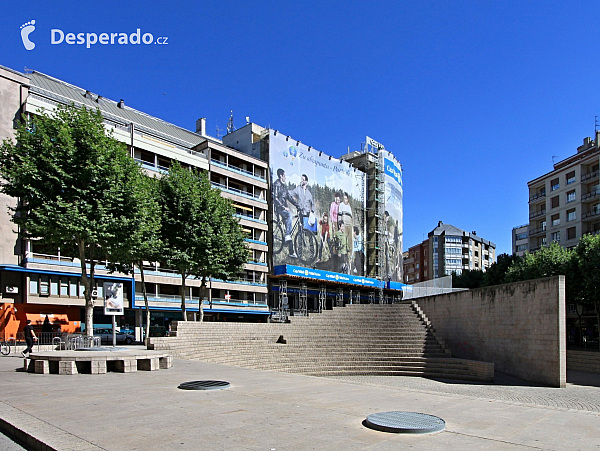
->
[[22, 319, 38, 357]]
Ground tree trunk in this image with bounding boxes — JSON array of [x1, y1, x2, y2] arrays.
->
[[138, 262, 150, 346], [77, 239, 94, 337], [198, 276, 206, 322], [180, 273, 187, 321]]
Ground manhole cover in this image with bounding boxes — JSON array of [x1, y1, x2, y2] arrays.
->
[[178, 380, 230, 390], [364, 411, 445, 434]]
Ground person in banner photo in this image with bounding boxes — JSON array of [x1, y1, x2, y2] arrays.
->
[[353, 226, 364, 276], [339, 192, 353, 266], [333, 218, 351, 273], [317, 212, 331, 263], [291, 174, 316, 232], [329, 192, 341, 234], [273, 168, 299, 258]]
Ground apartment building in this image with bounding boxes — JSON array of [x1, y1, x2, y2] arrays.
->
[[527, 134, 600, 252], [402, 240, 428, 284], [0, 65, 269, 340], [403, 222, 495, 283], [512, 224, 529, 256]]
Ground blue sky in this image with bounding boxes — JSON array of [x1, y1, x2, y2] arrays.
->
[[3, 1, 600, 256]]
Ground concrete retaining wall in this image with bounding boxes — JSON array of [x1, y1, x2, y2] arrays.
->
[[415, 276, 566, 387]]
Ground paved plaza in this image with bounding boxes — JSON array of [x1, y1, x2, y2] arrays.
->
[[0, 350, 599, 450]]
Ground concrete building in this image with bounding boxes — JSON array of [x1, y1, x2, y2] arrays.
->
[[0, 65, 270, 341], [403, 222, 496, 282], [512, 224, 529, 256], [527, 134, 600, 252]]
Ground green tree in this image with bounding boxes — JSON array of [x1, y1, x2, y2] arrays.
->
[[105, 174, 162, 343], [158, 162, 248, 321], [505, 242, 574, 283], [483, 253, 522, 286], [452, 269, 485, 289], [574, 234, 600, 350], [0, 104, 140, 336]]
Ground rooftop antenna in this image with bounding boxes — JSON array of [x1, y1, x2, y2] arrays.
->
[[24, 66, 33, 73], [215, 122, 223, 140], [595, 116, 599, 133], [226, 110, 235, 134], [551, 155, 559, 165]]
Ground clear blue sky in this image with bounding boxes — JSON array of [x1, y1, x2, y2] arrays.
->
[[3, 1, 600, 256]]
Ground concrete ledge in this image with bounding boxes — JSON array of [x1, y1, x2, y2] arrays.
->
[[26, 349, 172, 375]]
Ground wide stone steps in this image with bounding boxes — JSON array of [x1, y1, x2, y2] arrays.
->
[[148, 304, 494, 382]]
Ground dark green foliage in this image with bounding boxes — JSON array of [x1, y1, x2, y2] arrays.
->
[[452, 269, 486, 289], [0, 104, 142, 334], [158, 162, 248, 320]]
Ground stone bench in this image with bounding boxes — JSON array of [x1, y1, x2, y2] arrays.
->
[[25, 349, 172, 375]]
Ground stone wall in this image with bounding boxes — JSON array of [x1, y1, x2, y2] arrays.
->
[[415, 276, 566, 387]]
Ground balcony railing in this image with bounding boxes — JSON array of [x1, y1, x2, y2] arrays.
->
[[134, 294, 267, 306], [211, 182, 267, 203], [210, 159, 267, 182], [528, 192, 546, 203], [582, 209, 600, 220], [581, 188, 600, 202], [529, 210, 547, 219], [528, 226, 546, 236], [581, 169, 599, 182]]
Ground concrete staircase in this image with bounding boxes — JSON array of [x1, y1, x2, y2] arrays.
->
[[148, 303, 494, 382]]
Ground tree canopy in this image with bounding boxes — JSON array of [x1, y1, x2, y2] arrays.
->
[[158, 162, 248, 321], [0, 104, 142, 335]]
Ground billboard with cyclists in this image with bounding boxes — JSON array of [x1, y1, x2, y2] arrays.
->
[[269, 130, 366, 275]]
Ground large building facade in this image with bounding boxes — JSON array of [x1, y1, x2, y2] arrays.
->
[[527, 134, 600, 252], [0, 65, 271, 341], [0, 64, 407, 340]]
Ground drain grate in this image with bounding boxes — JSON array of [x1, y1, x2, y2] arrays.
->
[[364, 411, 445, 434], [178, 380, 230, 391]]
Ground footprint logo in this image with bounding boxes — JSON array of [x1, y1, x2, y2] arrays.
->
[[20, 20, 36, 50]]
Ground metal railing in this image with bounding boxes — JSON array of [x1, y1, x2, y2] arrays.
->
[[210, 159, 267, 181]]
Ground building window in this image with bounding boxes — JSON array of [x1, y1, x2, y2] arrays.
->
[[567, 209, 576, 222], [551, 231, 560, 243], [567, 227, 576, 240], [515, 232, 528, 240], [551, 214, 560, 227], [566, 190, 576, 203], [551, 196, 559, 209], [551, 178, 560, 191], [566, 171, 576, 185], [516, 244, 528, 252]]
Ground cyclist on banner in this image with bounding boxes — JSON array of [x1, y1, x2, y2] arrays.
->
[[273, 168, 299, 258], [291, 174, 315, 231]]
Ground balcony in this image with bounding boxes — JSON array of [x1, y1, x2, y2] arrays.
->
[[581, 187, 600, 202], [528, 192, 546, 203], [581, 169, 599, 182], [528, 226, 546, 237], [210, 159, 267, 183], [582, 209, 600, 221], [529, 210, 547, 219], [211, 182, 267, 204]]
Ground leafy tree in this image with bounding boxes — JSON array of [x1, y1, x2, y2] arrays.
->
[[158, 162, 248, 321], [452, 269, 485, 289], [505, 242, 574, 283], [0, 104, 140, 336], [105, 174, 162, 343], [484, 253, 522, 286], [574, 234, 600, 350]]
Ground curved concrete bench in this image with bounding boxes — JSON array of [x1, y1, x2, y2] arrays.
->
[[25, 349, 172, 375]]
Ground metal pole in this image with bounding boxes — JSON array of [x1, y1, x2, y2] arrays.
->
[[112, 316, 116, 347]]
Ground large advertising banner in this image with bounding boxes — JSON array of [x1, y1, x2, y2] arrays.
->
[[382, 150, 403, 282], [270, 130, 366, 275]]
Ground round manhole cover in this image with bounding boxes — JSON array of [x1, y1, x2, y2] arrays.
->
[[364, 411, 445, 434], [178, 380, 230, 390]]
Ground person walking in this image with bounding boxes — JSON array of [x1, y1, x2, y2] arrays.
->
[[22, 319, 38, 357]]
